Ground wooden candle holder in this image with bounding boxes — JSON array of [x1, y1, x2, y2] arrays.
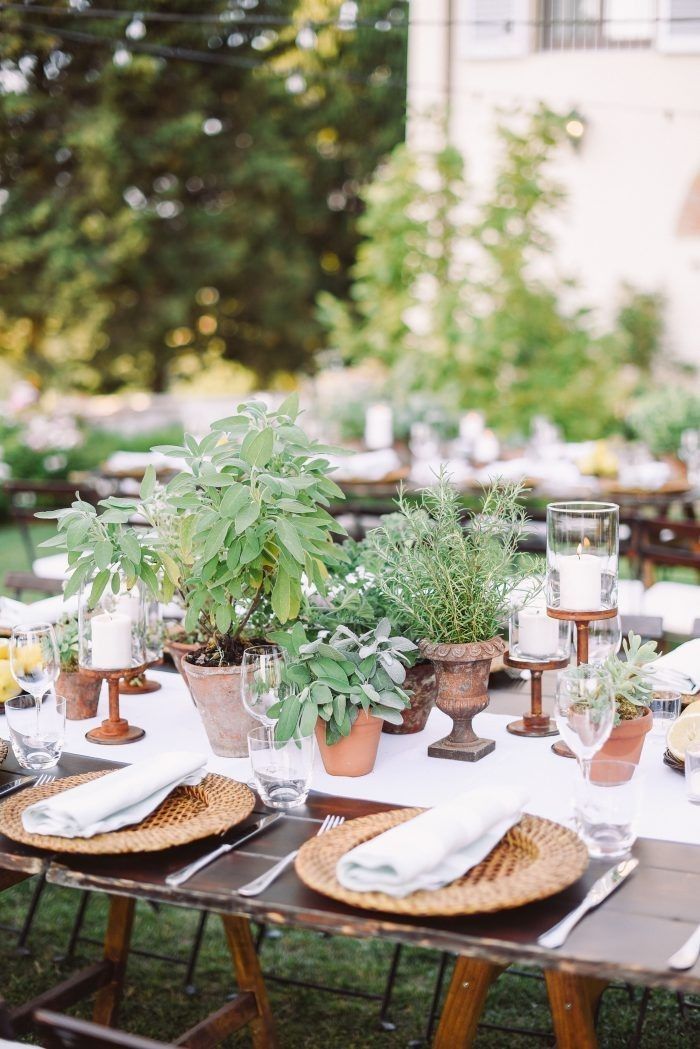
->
[[82, 663, 149, 745], [546, 607, 618, 758], [503, 652, 569, 738]]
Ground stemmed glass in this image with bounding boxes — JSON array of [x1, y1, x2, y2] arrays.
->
[[554, 665, 615, 774], [241, 645, 287, 727], [9, 623, 60, 730]]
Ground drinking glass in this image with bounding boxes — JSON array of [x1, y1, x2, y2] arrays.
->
[[248, 725, 315, 810], [649, 689, 681, 740], [5, 691, 66, 770], [554, 665, 615, 763], [574, 760, 642, 859], [585, 614, 622, 664], [242, 645, 286, 726], [685, 742, 700, 804], [10, 623, 60, 712]]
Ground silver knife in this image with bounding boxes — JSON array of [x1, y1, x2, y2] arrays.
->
[[537, 857, 639, 950], [165, 813, 282, 888]]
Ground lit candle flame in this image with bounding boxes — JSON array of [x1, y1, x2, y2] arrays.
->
[[583, 536, 591, 549]]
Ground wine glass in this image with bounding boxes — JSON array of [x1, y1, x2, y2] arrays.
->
[[10, 623, 60, 734], [241, 645, 286, 727], [585, 614, 622, 664], [554, 665, 615, 767]]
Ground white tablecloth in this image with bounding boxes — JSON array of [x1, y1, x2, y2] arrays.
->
[[50, 670, 699, 848]]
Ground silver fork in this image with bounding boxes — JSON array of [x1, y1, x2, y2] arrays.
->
[[0, 773, 54, 799], [237, 813, 345, 897]]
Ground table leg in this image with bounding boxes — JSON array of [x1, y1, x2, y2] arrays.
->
[[92, 895, 136, 1027], [433, 957, 504, 1047], [221, 914, 277, 1049], [544, 970, 607, 1049]]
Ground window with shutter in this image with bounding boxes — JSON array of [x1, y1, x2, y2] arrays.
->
[[457, 0, 531, 59], [658, 0, 700, 52]]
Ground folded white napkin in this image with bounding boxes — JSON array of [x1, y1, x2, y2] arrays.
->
[[650, 639, 700, 695], [22, 751, 207, 838], [0, 595, 77, 630], [336, 787, 527, 897]]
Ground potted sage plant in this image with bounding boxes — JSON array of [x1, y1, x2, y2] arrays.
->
[[37, 397, 346, 757], [55, 613, 102, 720], [270, 620, 416, 776]]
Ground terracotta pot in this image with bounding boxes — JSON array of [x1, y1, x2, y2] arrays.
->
[[181, 658, 257, 758], [382, 660, 437, 735], [590, 707, 652, 781], [166, 640, 199, 698], [57, 669, 102, 721], [315, 711, 383, 777], [420, 636, 506, 762]]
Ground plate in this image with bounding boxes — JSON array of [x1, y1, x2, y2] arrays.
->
[[295, 809, 588, 917], [0, 769, 255, 854]]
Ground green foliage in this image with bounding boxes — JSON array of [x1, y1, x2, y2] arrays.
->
[[38, 397, 346, 663], [0, 1, 406, 393], [54, 613, 79, 672], [269, 619, 415, 745], [371, 476, 531, 646], [616, 286, 665, 373], [319, 108, 658, 440], [625, 385, 700, 455], [603, 632, 658, 725]]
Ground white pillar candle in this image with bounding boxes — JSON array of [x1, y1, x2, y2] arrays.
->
[[518, 607, 561, 659], [558, 545, 603, 611], [364, 404, 393, 450], [115, 588, 141, 623], [91, 612, 133, 669]]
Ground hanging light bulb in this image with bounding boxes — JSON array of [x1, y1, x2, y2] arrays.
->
[[296, 24, 318, 50], [126, 16, 147, 41], [565, 109, 587, 149]]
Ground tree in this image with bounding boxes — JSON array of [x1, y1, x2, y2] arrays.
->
[[318, 108, 653, 440], [0, 0, 407, 392]]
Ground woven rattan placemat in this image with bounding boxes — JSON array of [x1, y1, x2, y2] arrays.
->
[[295, 809, 588, 916], [1, 770, 255, 854]]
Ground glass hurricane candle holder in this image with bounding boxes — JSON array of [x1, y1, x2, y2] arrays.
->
[[78, 576, 146, 671], [546, 502, 619, 613], [509, 606, 571, 663]]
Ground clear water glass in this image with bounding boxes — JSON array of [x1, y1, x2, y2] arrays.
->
[[5, 692, 66, 770], [248, 726, 314, 810], [241, 645, 286, 726], [649, 690, 681, 739], [585, 614, 622, 664], [574, 760, 642, 859], [9, 623, 60, 701], [685, 742, 700, 805], [555, 665, 615, 762]]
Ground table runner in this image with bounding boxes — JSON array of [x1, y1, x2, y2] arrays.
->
[[29, 669, 699, 847]]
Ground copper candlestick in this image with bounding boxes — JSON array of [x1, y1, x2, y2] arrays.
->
[[119, 660, 163, 695], [547, 607, 618, 757], [82, 663, 149, 745], [503, 652, 569, 738]]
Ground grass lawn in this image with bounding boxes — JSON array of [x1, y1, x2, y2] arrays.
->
[[0, 525, 696, 1045], [0, 523, 56, 597]]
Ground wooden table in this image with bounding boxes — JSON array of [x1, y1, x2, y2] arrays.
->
[[0, 751, 698, 1048]]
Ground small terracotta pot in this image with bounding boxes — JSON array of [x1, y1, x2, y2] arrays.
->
[[166, 640, 199, 698], [382, 660, 437, 735], [590, 707, 652, 781], [181, 658, 257, 758], [420, 636, 506, 762], [57, 669, 102, 721], [315, 711, 383, 777]]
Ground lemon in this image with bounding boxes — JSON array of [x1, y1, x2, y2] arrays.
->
[[681, 698, 700, 718], [666, 714, 700, 762]]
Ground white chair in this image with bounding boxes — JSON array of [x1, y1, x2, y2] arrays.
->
[[641, 581, 700, 636]]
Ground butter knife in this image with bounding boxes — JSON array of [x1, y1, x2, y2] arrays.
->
[[165, 813, 281, 888], [538, 858, 639, 949]]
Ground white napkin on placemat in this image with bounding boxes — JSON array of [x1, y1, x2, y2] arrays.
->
[[651, 639, 700, 696], [22, 751, 207, 839], [336, 787, 527, 897]]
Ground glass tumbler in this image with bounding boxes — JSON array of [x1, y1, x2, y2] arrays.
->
[[649, 690, 681, 740], [5, 692, 66, 770], [574, 760, 643, 859], [248, 726, 315, 810], [685, 742, 700, 805]]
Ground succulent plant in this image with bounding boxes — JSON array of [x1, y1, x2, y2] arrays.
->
[[603, 632, 658, 724]]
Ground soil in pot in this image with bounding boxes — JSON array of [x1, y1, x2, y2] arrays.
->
[[590, 707, 652, 781], [382, 660, 437, 735], [315, 711, 383, 777], [57, 669, 102, 721], [182, 657, 257, 758]]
